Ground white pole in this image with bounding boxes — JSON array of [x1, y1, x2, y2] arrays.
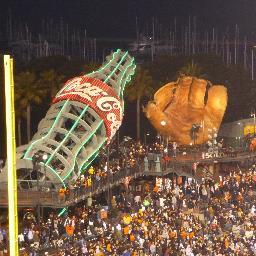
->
[[244, 37, 247, 70], [252, 49, 254, 80], [234, 24, 237, 65]]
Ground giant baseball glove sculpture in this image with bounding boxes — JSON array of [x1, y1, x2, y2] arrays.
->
[[144, 76, 227, 145]]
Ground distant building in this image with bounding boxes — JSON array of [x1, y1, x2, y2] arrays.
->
[[218, 118, 255, 147]]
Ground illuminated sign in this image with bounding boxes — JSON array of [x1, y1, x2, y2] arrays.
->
[[53, 76, 122, 142], [244, 125, 256, 135]]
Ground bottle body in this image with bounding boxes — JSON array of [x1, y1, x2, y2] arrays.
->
[[1, 50, 136, 189]]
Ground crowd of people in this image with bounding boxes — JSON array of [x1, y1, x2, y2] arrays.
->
[[0, 139, 256, 255], [58, 160, 138, 204], [57, 141, 154, 203], [0, 166, 255, 255], [55, 138, 247, 205]]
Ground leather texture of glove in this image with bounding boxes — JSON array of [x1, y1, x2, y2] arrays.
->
[[144, 76, 227, 145]]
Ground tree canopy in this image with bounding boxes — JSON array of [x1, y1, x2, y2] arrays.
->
[[125, 66, 154, 102], [1, 53, 255, 150], [15, 71, 46, 119]]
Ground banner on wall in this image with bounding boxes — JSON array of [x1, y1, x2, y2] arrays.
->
[[244, 125, 256, 135]]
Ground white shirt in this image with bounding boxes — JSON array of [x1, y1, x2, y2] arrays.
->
[[27, 230, 33, 240], [172, 196, 177, 205], [139, 237, 145, 248], [82, 245, 87, 253], [18, 233, 24, 242], [186, 245, 193, 256], [95, 247, 101, 253], [134, 195, 141, 203], [54, 219, 58, 229], [150, 244, 156, 253], [116, 224, 122, 231]]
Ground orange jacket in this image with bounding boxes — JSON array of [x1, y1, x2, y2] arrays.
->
[[123, 226, 130, 235], [180, 231, 187, 240], [130, 234, 135, 242], [189, 231, 195, 239], [65, 225, 74, 236]]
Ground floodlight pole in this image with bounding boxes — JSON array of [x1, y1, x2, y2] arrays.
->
[[4, 55, 19, 255]]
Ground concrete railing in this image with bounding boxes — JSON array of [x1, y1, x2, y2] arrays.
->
[[1, 149, 256, 208], [0, 166, 145, 208]]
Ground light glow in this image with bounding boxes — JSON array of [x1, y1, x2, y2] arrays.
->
[[17, 49, 136, 188], [46, 106, 89, 165], [160, 120, 167, 126], [104, 51, 129, 83], [24, 101, 69, 159], [86, 49, 121, 77], [58, 207, 67, 217], [63, 120, 104, 180], [118, 57, 135, 96], [23, 101, 70, 185]]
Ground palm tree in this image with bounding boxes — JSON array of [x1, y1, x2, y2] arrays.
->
[[125, 67, 154, 141], [178, 61, 204, 78], [15, 71, 46, 143], [14, 100, 24, 146], [38, 69, 65, 100], [82, 62, 101, 75]]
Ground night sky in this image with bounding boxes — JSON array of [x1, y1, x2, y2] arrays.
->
[[1, 0, 256, 38], [1, 0, 256, 158]]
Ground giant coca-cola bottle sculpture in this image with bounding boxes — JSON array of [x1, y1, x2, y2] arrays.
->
[[1, 50, 135, 188]]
